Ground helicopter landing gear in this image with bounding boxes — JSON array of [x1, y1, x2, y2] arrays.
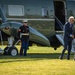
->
[[4, 37, 19, 56], [4, 46, 18, 56]]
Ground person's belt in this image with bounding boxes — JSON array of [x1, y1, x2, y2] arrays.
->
[[21, 33, 29, 35]]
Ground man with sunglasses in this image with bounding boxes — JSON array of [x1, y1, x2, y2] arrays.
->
[[18, 19, 29, 56]]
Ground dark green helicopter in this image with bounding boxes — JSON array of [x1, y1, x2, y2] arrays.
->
[[0, 0, 75, 56], [0, 6, 50, 56]]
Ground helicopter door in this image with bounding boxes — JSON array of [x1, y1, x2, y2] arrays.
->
[[54, 1, 66, 31]]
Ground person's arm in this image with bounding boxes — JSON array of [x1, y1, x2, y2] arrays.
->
[[65, 24, 70, 37], [18, 27, 21, 39], [65, 23, 74, 38], [28, 26, 30, 38]]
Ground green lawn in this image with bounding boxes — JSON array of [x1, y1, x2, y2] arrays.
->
[[0, 46, 75, 75]]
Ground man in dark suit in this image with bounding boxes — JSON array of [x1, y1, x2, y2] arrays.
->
[[59, 16, 75, 60]]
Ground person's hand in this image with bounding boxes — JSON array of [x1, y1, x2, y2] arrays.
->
[[19, 39, 21, 41], [71, 35, 74, 38]]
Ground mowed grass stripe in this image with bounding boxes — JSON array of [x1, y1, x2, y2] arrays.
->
[[0, 46, 75, 75]]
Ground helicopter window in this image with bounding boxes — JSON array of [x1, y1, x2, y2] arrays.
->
[[8, 5, 24, 16], [42, 7, 49, 18]]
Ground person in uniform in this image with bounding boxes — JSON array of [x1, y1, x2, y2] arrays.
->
[[18, 19, 29, 56], [59, 16, 75, 60]]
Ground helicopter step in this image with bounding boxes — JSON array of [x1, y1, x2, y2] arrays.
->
[[56, 33, 64, 46]]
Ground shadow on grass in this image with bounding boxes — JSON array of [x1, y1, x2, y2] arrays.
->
[[0, 53, 74, 59], [0, 53, 74, 63], [0, 53, 63, 59], [27, 53, 61, 59]]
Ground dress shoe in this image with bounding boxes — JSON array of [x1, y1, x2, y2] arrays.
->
[[59, 56, 63, 60]]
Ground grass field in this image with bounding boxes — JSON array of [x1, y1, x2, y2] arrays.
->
[[0, 46, 75, 75]]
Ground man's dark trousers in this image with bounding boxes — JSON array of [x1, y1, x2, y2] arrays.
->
[[20, 41, 29, 56], [60, 39, 72, 60]]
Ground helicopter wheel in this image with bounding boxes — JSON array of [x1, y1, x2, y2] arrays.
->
[[8, 47, 18, 56]]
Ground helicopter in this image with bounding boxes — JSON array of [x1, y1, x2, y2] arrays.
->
[[0, 6, 50, 56], [0, 0, 75, 56]]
